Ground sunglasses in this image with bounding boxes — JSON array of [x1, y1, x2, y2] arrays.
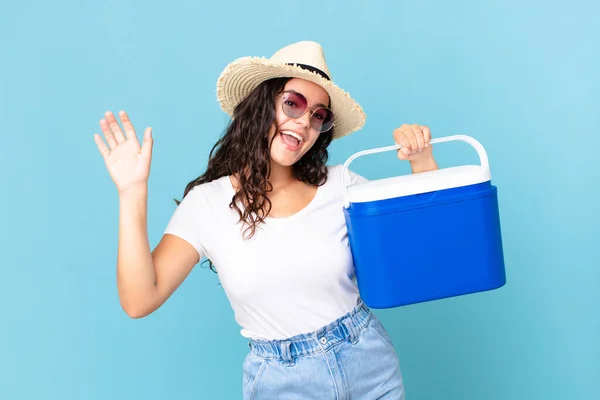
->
[[278, 90, 335, 133]]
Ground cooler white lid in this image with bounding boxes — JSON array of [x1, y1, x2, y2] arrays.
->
[[342, 135, 492, 207], [346, 164, 490, 203]]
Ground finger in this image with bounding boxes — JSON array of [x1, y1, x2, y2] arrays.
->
[[393, 129, 412, 159], [409, 125, 425, 152], [422, 126, 431, 147], [402, 125, 418, 154], [105, 111, 126, 144], [99, 118, 118, 150], [118, 110, 137, 141], [93, 133, 110, 160], [140, 127, 153, 160]]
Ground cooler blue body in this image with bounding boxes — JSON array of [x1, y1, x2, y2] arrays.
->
[[344, 180, 506, 308]]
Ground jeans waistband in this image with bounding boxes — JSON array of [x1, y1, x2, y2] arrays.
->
[[248, 299, 372, 365]]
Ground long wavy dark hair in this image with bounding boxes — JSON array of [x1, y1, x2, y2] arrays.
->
[[176, 77, 335, 271]]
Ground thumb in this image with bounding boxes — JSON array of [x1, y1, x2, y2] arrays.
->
[[141, 127, 154, 159], [396, 146, 411, 161]]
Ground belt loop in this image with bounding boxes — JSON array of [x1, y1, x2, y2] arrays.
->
[[342, 318, 358, 345], [280, 340, 295, 367]]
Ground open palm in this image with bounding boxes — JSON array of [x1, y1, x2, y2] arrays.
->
[[94, 111, 153, 195]]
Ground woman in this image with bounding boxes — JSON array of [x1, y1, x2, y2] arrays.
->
[[94, 41, 438, 399]]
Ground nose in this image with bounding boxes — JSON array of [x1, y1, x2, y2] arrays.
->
[[294, 109, 311, 130]]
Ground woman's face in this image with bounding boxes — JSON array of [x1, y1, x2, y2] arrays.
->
[[268, 78, 331, 168]]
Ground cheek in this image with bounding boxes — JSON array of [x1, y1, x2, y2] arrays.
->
[[275, 105, 289, 127], [304, 131, 321, 149], [267, 123, 276, 140]]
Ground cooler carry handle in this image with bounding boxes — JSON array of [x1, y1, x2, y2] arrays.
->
[[341, 135, 489, 208]]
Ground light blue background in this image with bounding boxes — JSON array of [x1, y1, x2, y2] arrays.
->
[[1, 0, 598, 399]]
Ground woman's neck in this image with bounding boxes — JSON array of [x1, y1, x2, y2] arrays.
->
[[268, 161, 297, 190], [230, 162, 298, 192]]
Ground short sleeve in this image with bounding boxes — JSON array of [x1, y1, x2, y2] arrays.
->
[[163, 187, 208, 260], [338, 164, 369, 187], [346, 168, 369, 186]]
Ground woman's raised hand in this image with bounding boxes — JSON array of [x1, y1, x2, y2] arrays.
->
[[94, 111, 153, 196]]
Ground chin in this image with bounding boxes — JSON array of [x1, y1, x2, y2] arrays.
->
[[270, 150, 301, 167], [269, 134, 310, 167]]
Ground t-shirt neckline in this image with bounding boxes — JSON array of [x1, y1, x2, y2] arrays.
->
[[224, 175, 322, 223]]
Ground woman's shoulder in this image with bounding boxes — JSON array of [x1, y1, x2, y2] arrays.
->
[[180, 175, 232, 205], [325, 164, 369, 186]]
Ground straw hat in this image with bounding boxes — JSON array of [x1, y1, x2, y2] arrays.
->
[[216, 41, 366, 139]]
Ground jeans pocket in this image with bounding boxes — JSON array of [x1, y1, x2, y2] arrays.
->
[[242, 353, 268, 400], [368, 316, 399, 357]]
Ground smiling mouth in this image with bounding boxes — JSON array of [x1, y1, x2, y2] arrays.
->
[[280, 130, 303, 149]]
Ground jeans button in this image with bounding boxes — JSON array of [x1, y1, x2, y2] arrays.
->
[[320, 337, 327, 344]]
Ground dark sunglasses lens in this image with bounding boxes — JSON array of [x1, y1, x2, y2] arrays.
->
[[312, 108, 334, 133], [281, 92, 307, 118], [281, 91, 334, 133]]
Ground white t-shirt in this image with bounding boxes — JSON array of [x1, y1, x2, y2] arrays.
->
[[164, 164, 368, 340]]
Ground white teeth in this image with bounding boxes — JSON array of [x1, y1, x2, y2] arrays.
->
[[281, 130, 303, 142]]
